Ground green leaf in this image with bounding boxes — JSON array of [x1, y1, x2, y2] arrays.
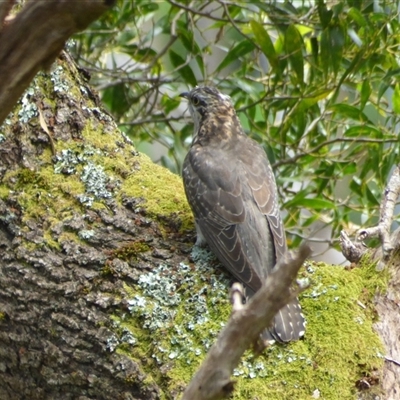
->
[[349, 176, 363, 197], [378, 80, 390, 103], [341, 162, 357, 175], [344, 126, 382, 138], [140, 2, 159, 13], [364, 183, 380, 206], [320, 24, 345, 77], [330, 25, 345, 76], [392, 83, 400, 114], [331, 48, 365, 103], [310, 36, 319, 66], [302, 214, 320, 227], [316, 163, 335, 194], [121, 45, 157, 62], [195, 55, 205, 78], [360, 80, 371, 109], [102, 83, 132, 117], [217, 40, 255, 72], [169, 50, 197, 87], [161, 94, 180, 114], [297, 89, 332, 112], [347, 7, 367, 27], [329, 104, 370, 122], [285, 24, 304, 84], [317, 0, 333, 28], [250, 20, 278, 70], [177, 25, 201, 56], [365, 185, 380, 206], [284, 197, 336, 210], [320, 29, 330, 77]]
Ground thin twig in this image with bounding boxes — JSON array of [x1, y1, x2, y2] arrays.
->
[[273, 137, 399, 168]]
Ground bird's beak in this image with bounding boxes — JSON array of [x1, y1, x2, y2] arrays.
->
[[179, 92, 189, 99]]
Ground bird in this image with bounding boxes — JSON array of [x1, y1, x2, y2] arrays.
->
[[180, 85, 305, 343]]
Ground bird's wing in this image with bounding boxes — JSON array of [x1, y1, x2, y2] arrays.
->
[[244, 143, 287, 261], [183, 138, 286, 293]]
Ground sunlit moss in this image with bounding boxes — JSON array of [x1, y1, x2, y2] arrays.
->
[[120, 153, 193, 232], [0, 186, 9, 199]]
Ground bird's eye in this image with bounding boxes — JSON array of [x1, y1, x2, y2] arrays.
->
[[192, 96, 200, 106]]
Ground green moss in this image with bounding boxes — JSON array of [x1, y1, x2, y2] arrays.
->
[[2, 65, 194, 245], [113, 252, 386, 400], [90, 201, 107, 211], [120, 153, 193, 231], [43, 230, 61, 250], [15, 168, 48, 190], [102, 261, 116, 277], [111, 240, 151, 262], [0, 185, 10, 199], [1, 117, 192, 250], [81, 121, 118, 152]]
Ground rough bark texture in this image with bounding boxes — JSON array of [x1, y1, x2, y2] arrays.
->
[[341, 172, 400, 399], [0, 53, 191, 399], [374, 261, 400, 400]]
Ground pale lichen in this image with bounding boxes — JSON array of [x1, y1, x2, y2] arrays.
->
[[18, 87, 37, 123]]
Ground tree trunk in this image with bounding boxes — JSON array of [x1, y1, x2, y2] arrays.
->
[[0, 53, 190, 399], [370, 241, 400, 399]]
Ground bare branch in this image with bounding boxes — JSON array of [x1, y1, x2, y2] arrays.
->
[[339, 230, 366, 263], [0, 0, 115, 125], [169, 0, 226, 23], [340, 164, 400, 266], [273, 138, 399, 168], [182, 244, 311, 400], [356, 164, 400, 259]]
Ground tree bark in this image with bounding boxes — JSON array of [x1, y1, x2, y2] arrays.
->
[[0, 53, 188, 399], [374, 257, 400, 399], [341, 166, 400, 399]]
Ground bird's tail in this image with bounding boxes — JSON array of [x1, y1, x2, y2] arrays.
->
[[262, 297, 305, 343]]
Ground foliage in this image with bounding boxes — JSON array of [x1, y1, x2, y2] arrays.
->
[[72, 0, 400, 251]]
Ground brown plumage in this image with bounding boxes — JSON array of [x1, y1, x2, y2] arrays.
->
[[180, 86, 305, 343]]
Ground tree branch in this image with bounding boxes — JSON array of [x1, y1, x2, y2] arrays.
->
[[273, 137, 399, 168], [182, 243, 311, 400], [340, 163, 400, 266], [0, 0, 115, 126]]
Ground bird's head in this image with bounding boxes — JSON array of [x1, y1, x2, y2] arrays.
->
[[180, 86, 239, 138]]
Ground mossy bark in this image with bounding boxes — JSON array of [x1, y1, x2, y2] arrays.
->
[[0, 53, 192, 399]]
